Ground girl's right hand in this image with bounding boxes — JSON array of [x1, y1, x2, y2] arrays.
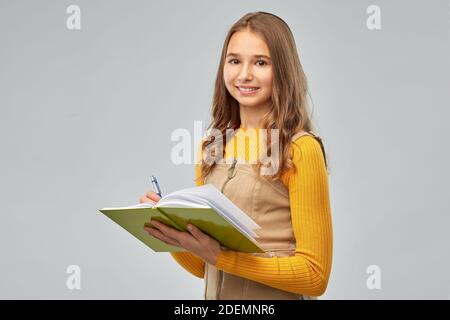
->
[[139, 190, 161, 204]]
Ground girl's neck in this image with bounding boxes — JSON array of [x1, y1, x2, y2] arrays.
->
[[239, 102, 272, 129]]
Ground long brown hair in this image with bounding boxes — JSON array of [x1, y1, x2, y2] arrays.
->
[[197, 11, 328, 183]]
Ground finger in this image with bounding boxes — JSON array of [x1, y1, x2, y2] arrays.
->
[[187, 224, 212, 246], [145, 227, 181, 247], [139, 196, 157, 204], [145, 191, 161, 202], [150, 220, 186, 240]]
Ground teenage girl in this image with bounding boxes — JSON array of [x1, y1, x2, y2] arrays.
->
[[139, 11, 333, 300]]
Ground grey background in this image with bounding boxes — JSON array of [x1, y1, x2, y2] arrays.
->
[[1, 0, 449, 299]]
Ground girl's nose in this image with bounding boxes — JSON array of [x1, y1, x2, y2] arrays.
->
[[237, 64, 253, 82]]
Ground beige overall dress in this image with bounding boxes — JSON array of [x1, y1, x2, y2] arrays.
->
[[203, 131, 316, 300]]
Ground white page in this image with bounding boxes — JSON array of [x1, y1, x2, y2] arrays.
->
[[188, 185, 261, 229], [157, 196, 209, 208], [154, 184, 261, 238], [101, 201, 156, 210], [163, 185, 261, 237]]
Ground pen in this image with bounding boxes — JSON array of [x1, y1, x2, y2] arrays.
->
[[150, 175, 162, 198]]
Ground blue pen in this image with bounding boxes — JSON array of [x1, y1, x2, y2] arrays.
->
[[150, 175, 162, 198]]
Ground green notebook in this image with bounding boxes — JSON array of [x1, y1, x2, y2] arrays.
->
[[99, 184, 264, 253]]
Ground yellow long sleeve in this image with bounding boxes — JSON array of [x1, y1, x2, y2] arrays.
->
[[169, 251, 205, 279], [214, 135, 333, 296]]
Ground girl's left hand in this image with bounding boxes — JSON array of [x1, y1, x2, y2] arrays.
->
[[144, 220, 223, 265]]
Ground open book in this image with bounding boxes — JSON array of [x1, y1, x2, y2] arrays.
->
[[99, 184, 264, 253]]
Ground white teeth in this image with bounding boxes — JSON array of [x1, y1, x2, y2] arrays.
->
[[238, 87, 258, 92]]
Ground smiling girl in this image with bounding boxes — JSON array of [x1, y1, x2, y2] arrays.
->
[[140, 11, 333, 300]]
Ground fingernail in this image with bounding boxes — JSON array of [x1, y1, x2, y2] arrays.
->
[[187, 224, 193, 232]]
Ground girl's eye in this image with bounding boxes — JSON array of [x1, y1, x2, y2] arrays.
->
[[256, 60, 267, 66], [227, 59, 268, 66]]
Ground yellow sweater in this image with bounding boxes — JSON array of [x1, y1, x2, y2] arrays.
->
[[170, 130, 333, 296]]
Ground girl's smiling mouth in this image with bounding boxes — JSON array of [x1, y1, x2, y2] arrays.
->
[[236, 86, 260, 95]]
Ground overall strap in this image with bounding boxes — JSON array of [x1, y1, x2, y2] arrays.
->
[[291, 130, 313, 142]]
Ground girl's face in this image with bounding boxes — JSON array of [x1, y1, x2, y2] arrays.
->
[[223, 29, 273, 110]]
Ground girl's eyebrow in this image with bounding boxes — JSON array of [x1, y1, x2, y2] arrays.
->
[[226, 53, 272, 60]]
